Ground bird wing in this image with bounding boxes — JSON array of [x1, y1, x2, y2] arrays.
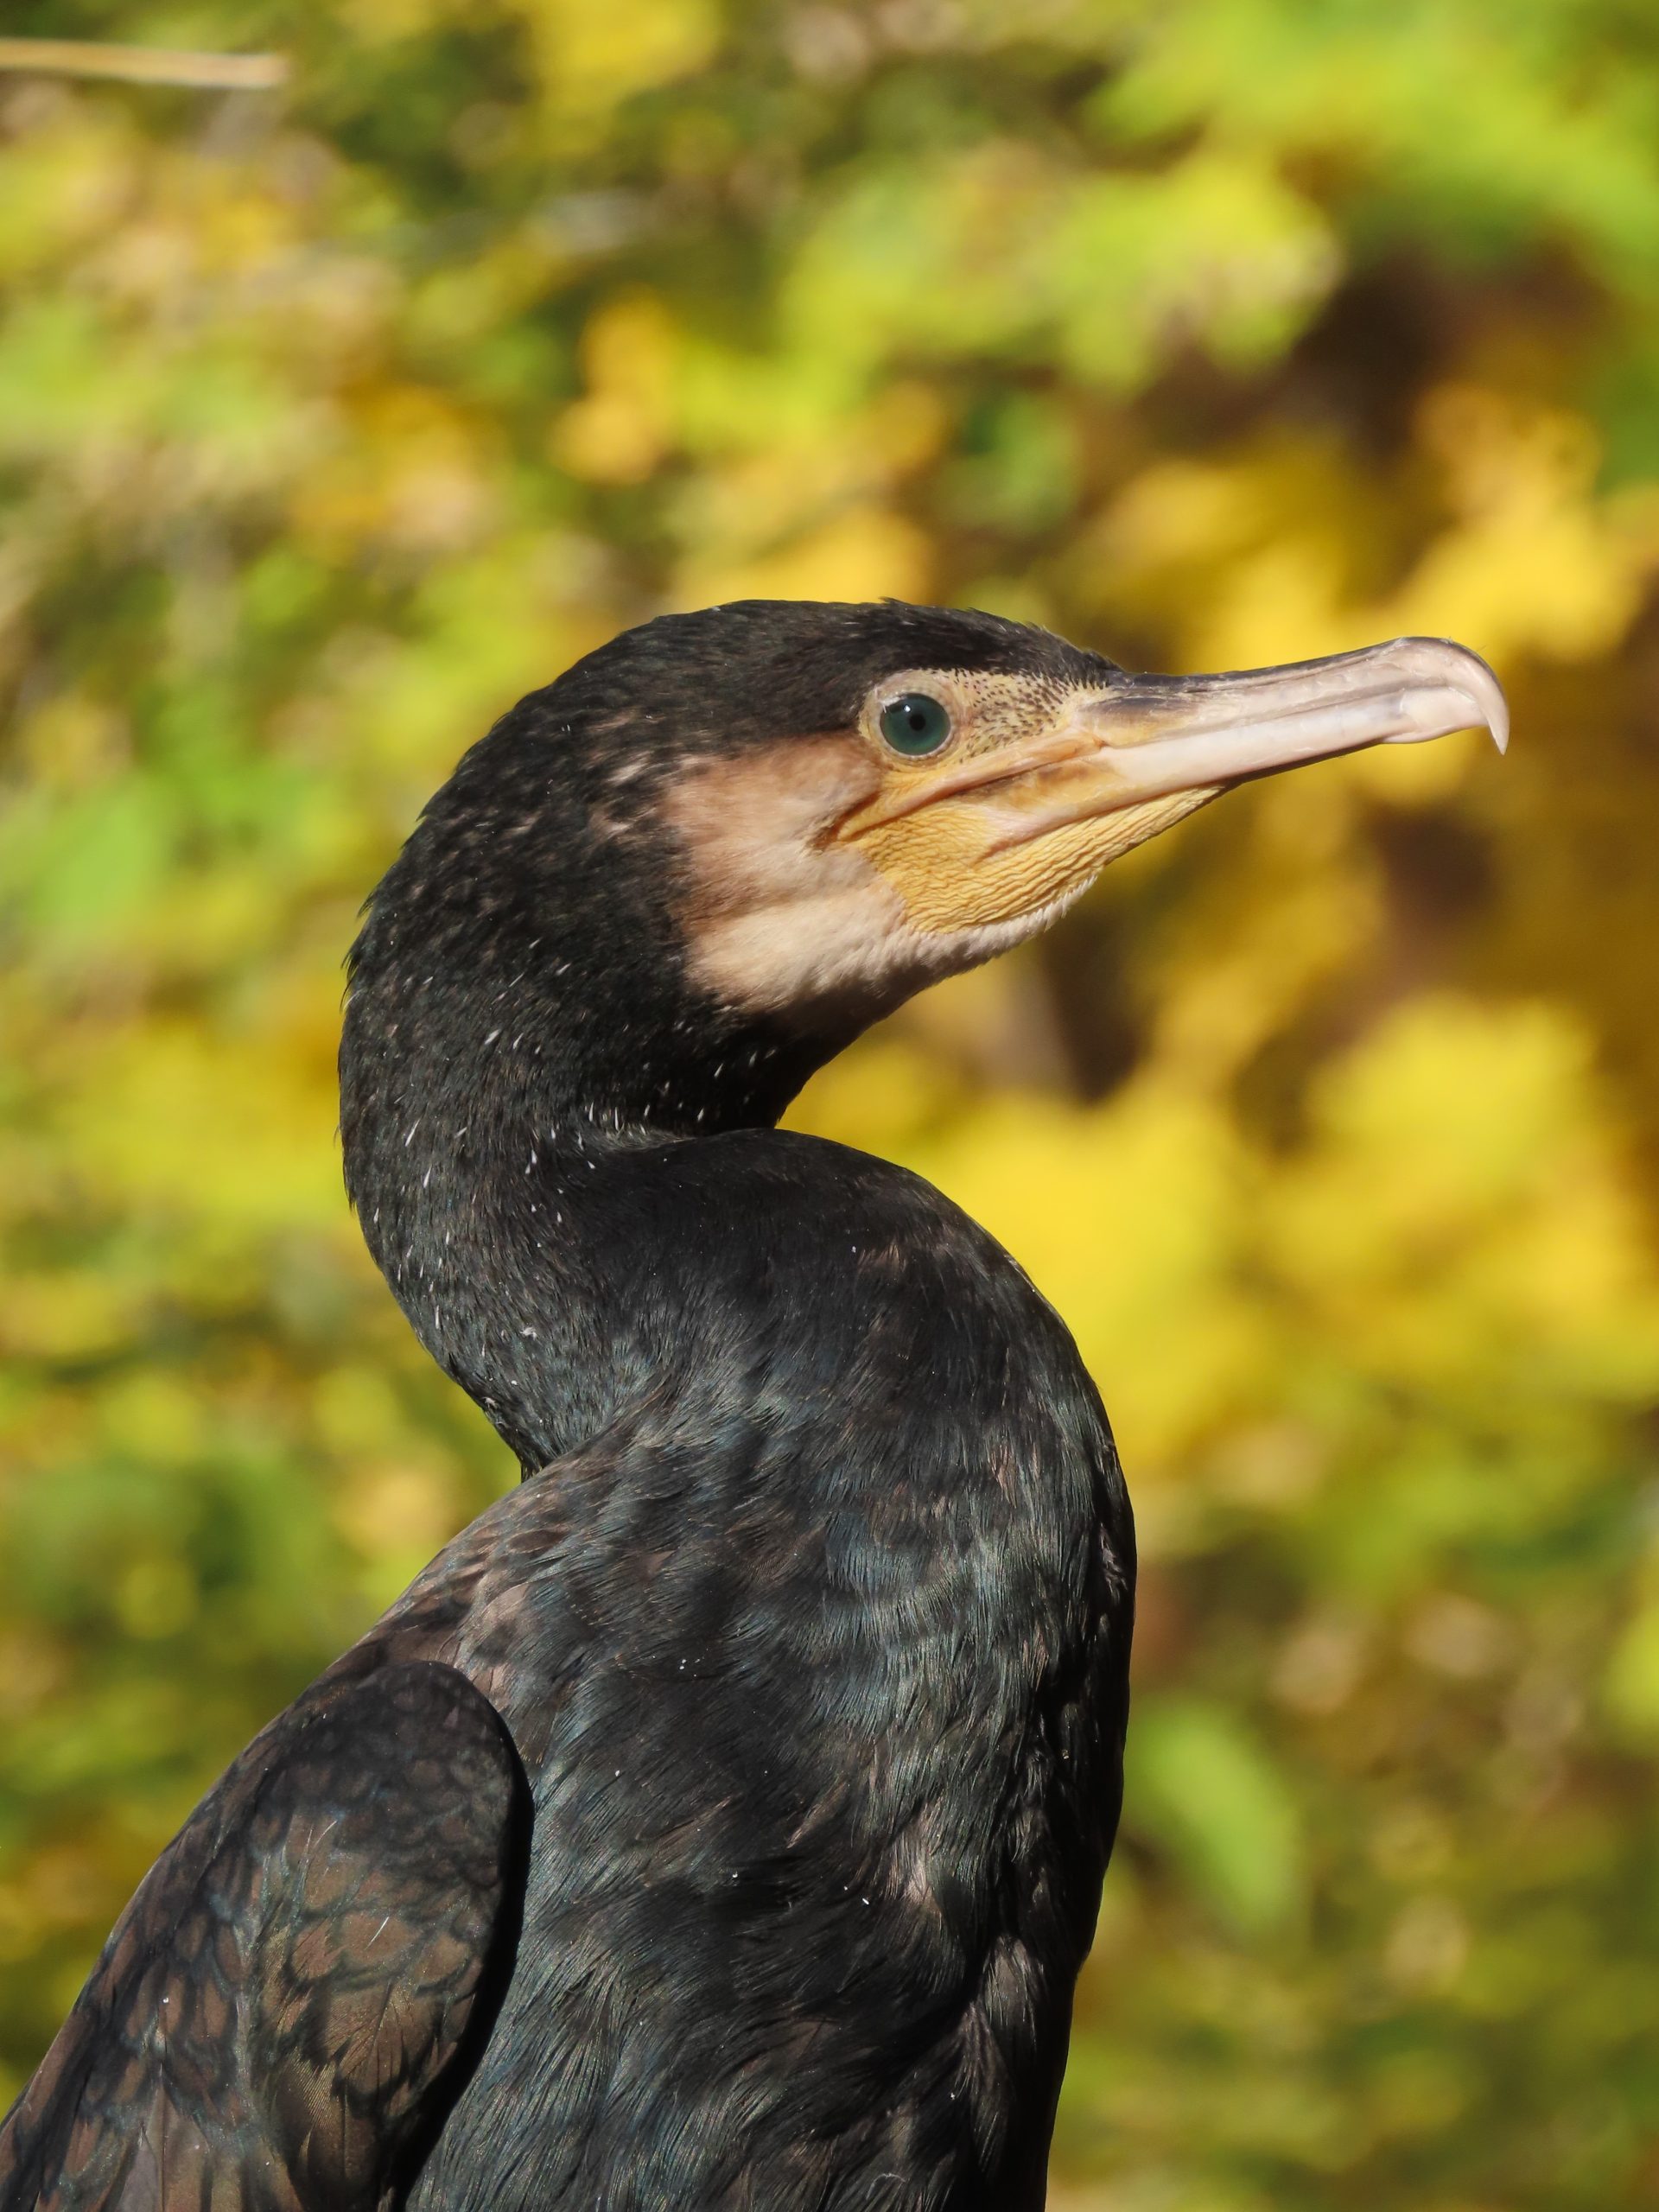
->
[[0, 1660, 526, 2212]]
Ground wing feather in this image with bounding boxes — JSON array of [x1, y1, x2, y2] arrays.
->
[[0, 1662, 526, 2212]]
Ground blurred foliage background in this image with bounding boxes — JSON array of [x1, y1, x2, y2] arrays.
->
[[3, 0, 1659, 2203]]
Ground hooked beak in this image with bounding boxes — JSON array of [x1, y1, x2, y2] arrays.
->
[[978, 635, 1507, 854]]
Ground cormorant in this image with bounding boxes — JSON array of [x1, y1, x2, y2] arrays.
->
[[0, 602, 1504, 2211]]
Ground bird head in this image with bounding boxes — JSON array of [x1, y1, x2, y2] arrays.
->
[[346, 600, 1505, 1140], [650, 604, 1506, 1037]]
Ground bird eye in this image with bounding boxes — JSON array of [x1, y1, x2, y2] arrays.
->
[[878, 693, 953, 757]]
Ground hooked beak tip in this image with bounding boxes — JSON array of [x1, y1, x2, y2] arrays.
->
[[1382, 638, 1508, 757]]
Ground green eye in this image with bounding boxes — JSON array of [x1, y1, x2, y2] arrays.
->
[[879, 693, 953, 757]]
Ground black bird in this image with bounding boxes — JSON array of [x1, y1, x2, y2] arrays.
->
[[0, 601, 1504, 2211]]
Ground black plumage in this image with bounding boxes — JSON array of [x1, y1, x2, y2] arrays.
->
[[1, 600, 1504, 2210]]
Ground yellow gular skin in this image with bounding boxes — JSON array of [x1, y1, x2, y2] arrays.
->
[[855, 783, 1221, 934]]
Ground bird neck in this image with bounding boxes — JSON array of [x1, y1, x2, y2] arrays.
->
[[339, 941, 842, 1474]]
